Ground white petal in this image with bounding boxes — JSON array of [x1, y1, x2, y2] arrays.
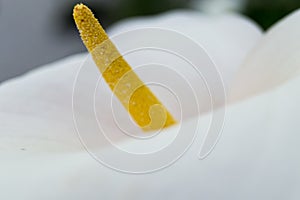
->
[[1, 62, 300, 199], [1, 11, 286, 199], [230, 9, 300, 102], [108, 11, 262, 88]]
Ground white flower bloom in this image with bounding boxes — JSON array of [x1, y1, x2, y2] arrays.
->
[[0, 9, 300, 199]]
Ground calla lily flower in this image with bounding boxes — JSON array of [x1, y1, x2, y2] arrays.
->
[[1, 8, 300, 200]]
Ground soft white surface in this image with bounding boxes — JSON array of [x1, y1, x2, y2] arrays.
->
[[108, 10, 262, 88], [230, 9, 300, 102], [0, 10, 299, 200]]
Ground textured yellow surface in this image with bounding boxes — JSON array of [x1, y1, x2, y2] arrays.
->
[[73, 4, 176, 131]]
